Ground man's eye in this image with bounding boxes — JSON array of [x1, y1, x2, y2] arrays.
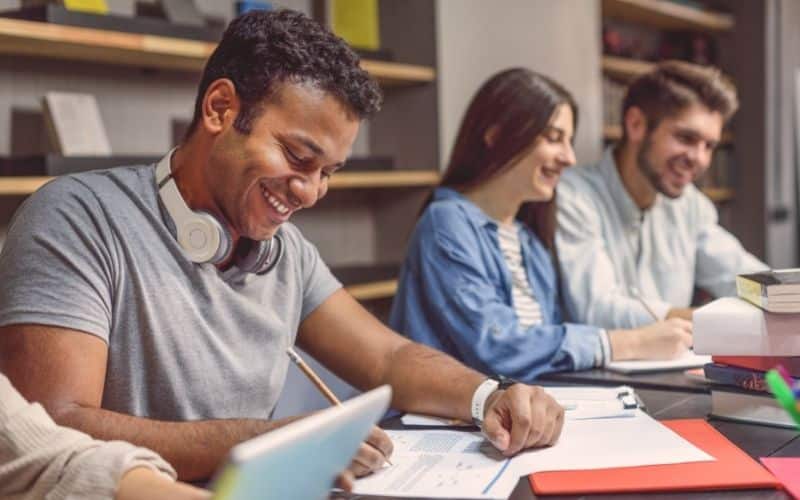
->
[[282, 145, 307, 164]]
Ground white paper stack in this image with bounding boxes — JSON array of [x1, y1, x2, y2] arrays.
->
[[693, 297, 800, 355]]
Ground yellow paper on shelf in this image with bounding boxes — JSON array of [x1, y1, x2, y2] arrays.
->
[[63, 0, 109, 15], [331, 0, 380, 51]]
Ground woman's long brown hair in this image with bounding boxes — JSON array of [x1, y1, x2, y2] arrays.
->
[[428, 68, 578, 253]]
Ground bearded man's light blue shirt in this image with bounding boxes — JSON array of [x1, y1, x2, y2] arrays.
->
[[556, 148, 767, 329]]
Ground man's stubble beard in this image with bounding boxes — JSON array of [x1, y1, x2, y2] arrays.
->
[[636, 134, 683, 200]]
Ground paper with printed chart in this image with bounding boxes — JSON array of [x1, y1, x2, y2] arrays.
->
[[354, 410, 713, 499]]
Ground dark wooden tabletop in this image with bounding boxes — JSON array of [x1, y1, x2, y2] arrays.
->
[[537, 368, 711, 394]]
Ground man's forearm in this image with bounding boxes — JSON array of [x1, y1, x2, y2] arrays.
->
[[382, 342, 485, 422], [53, 406, 302, 481]]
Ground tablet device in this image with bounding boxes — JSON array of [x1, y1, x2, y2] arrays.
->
[[211, 385, 391, 500]]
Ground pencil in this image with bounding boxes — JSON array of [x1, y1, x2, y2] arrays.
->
[[286, 347, 341, 404], [630, 287, 659, 321], [286, 347, 393, 466]]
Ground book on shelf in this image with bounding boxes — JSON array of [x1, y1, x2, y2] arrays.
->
[[710, 386, 798, 429], [1, 3, 223, 41], [736, 268, 800, 313], [713, 356, 800, 377], [693, 297, 800, 356], [42, 91, 112, 157], [704, 363, 798, 394]]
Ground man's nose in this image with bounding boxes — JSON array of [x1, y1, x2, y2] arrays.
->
[[288, 173, 321, 208]]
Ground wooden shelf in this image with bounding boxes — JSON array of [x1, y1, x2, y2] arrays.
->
[[603, 0, 734, 32], [344, 279, 398, 301], [603, 124, 734, 144], [602, 55, 655, 81], [701, 187, 734, 203], [328, 170, 440, 189], [360, 60, 435, 86], [0, 18, 435, 86], [603, 124, 624, 141], [0, 170, 440, 196], [0, 177, 53, 195]]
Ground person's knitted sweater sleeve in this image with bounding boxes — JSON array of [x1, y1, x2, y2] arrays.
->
[[0, 374, 177, 500]]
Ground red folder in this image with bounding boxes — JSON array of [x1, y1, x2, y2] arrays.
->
[[529, 419, 781, 495]]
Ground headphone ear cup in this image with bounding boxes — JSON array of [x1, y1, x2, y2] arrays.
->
[[176, 211, 232, 264], [236, 235, 283, 274]]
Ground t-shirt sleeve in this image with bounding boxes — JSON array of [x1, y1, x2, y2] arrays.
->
[[283, 226, 341, 320], [0, 178, 115, 342]]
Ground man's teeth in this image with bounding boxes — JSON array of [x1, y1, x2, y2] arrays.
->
[[264, 190, 289, 215]]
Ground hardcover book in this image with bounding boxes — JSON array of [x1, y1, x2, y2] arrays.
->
[[737, 269, 800, 312], [712, 356, 800, 377], [703, 362, 798, 393]]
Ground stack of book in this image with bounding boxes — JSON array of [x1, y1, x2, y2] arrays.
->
[[736, 269, 800, 313], [702, 357, 800, 428], [694, 272, 800, 428]]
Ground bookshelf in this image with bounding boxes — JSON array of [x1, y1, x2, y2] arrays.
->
[[602, 55, 654, 81], [0, 17, 435, 86], [602, 0, 734, 32]]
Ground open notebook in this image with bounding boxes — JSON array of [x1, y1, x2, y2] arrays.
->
[[606, 350, 711, 374]]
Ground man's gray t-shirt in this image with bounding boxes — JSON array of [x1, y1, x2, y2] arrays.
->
[[0, 165, 341, 420]]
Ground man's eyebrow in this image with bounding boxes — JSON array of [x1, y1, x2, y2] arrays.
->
[[675, 126, 719, 143], [283, 133, 325, 157]]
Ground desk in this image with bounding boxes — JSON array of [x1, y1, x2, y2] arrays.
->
[[538, 368, 710, 394], [368, 387, 798, 500]]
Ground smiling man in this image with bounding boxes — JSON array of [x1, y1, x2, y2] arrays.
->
[[556, 61, 766, 330], [0, 9, 565, 485]]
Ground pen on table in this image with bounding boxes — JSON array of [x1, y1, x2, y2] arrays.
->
[[286, 346, 393, 466], [630, 287, 659, 321]]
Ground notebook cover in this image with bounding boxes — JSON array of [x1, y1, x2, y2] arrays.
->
[[760, 458, 800, 499], [529, 419, 780, 495]]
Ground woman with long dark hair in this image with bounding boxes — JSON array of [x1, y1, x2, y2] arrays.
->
[[389, 68, 692, 380]]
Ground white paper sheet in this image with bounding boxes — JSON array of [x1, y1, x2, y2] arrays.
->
[[352, 430, 516, 499], [605, 351, 711, 374], [508, 409, 713, 475], [357, 410, 713, 499]]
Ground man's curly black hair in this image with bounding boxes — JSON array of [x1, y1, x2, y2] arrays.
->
[[186, 9, 383, 137]]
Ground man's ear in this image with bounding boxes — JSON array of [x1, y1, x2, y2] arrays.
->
[[201, 79, 240, 135], [623, 106, 648, 144]]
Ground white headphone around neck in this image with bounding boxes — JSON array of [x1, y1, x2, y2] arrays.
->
[[155, 152, 283, 275]]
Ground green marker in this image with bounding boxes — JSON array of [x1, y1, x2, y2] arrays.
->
[[765, 369, 800, 430]]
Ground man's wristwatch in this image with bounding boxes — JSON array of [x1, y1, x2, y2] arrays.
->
[[470, 374, 517, 427]]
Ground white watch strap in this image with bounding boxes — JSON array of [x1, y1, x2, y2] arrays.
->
[[471, 378, 500, 426]]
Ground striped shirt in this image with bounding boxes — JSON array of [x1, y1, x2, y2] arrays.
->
[[497, 223, 544, 328], [497, 222, 611, 367]]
